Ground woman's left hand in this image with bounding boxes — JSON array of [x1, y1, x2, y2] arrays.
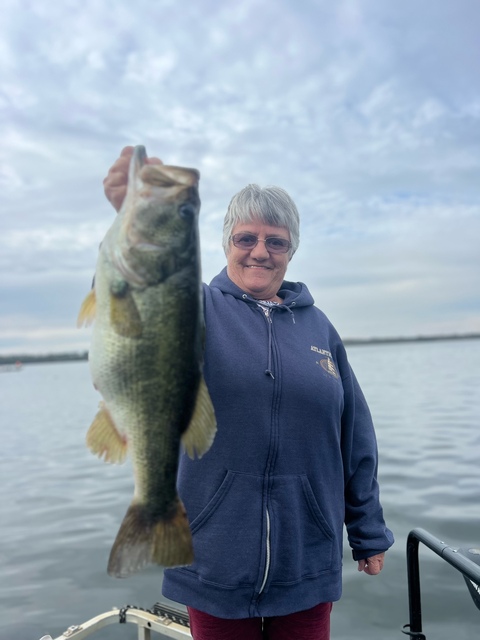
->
[[357, 552, 385, 575]]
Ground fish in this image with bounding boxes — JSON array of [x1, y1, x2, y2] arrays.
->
[[77, 145, 216, 578]]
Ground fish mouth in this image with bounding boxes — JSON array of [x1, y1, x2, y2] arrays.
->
[[126, 146, 148, 187], [140, 164, 200, 188], [110, 146, 200, 287], [128, 146, 200, 195]]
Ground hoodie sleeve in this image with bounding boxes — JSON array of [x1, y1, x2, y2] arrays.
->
[[339, 360, 394, 560]]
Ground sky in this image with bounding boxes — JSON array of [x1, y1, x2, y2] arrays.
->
[[1, 0, 479, 355]]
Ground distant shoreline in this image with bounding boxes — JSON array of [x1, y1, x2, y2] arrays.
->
[[0, 351, 89, 366], [1, 333, 479, 365], [343, 332, 480, 346]]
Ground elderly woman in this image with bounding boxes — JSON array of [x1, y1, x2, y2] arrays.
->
[[104, 147, 394, 640]]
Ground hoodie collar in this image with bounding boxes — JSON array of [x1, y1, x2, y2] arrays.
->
[[209, 267, 315, 308]]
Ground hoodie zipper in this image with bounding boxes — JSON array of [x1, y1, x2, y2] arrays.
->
[[253, 300, 293, 600], [258, 509, 271, 594], [257, 305, 277, 598]]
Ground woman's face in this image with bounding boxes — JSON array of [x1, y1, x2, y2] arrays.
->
[[226, 220, 291, 302]]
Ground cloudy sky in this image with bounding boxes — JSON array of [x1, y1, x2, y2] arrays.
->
[[1, 0, 479, 355]]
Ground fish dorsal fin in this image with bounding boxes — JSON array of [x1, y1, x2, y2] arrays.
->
[[182, 376, 217, 460], [77, 289, 96, 327]]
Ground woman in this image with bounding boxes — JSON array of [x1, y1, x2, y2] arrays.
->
[[104, 147, 394, 640]]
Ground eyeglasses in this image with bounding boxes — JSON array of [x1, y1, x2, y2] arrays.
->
[[230, 233, 292, 254]]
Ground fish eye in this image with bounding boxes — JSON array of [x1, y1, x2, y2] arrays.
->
[[179, 203, 195, 219]]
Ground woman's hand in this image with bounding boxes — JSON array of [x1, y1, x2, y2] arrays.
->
[[357, 552, 385, 575], [103, 145, 163, 212]]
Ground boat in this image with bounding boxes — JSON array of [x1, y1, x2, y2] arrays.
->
[[42, 603, 191, 640], [43, 528, 480, 640]]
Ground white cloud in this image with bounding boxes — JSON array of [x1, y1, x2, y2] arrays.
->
[[0, 0, 479, 353], [124, 50, 177, 85]]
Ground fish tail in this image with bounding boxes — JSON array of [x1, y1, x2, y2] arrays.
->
[[107, 498, 194, 578]]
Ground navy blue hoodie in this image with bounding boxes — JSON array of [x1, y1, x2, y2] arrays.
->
[[162, 268, 394, 618]]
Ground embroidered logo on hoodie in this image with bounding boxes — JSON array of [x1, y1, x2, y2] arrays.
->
[[311, 346, 339, 378], [319, 358, 339, 378]]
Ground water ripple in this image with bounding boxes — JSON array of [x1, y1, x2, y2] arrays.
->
[[2, 344, 480, 640]]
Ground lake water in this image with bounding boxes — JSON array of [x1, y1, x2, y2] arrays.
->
[[1, 339, 480, 640]]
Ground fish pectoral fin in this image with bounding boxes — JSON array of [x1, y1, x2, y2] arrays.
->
[[110, 289, 143, 338], [107, 498, 194, 577], [77, 289, 96, 327], [181, 376, 217, 460], [86, 402, 127, 464]]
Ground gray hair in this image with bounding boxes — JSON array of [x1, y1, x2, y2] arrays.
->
[[222, 184, 300, 257]]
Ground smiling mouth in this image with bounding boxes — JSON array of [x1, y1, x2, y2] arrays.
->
[[245, 264, 272, 269]]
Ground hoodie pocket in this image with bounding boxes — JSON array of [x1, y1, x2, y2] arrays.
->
[[269, 474, 338, 585], [185, 470, 265, 588]]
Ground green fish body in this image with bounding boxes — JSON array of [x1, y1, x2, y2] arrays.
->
[[78, 146, 216, 577]]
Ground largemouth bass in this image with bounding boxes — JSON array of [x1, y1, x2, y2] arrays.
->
[[78, 145, 216, 578]]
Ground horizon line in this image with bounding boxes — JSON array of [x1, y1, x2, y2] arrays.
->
[[1, 332, 480, 364]]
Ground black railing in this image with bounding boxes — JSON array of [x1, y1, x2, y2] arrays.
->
[[403, 528, 480, 639]]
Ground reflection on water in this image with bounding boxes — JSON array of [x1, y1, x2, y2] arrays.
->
[[1, 340, 479, 640]]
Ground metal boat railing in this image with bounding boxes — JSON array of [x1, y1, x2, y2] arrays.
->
[[51, 603, 191, 640], [402, 528, 480, 639], [44, 527, 480, 639]]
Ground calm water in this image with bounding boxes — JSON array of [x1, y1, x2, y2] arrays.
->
[[1, 339, 480, 640]]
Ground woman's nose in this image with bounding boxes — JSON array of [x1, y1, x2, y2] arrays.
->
[[249, 239, 270, 258]]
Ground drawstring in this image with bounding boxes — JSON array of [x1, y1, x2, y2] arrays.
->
[[281, 304, 296, 324]]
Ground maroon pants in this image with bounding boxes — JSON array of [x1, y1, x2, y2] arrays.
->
[[187, 602, 332, 640]]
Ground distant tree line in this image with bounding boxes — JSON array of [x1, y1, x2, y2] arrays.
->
[[343, 333, 480, 346], [0, 351, 88, 365], [1, 333, 479, 366]]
